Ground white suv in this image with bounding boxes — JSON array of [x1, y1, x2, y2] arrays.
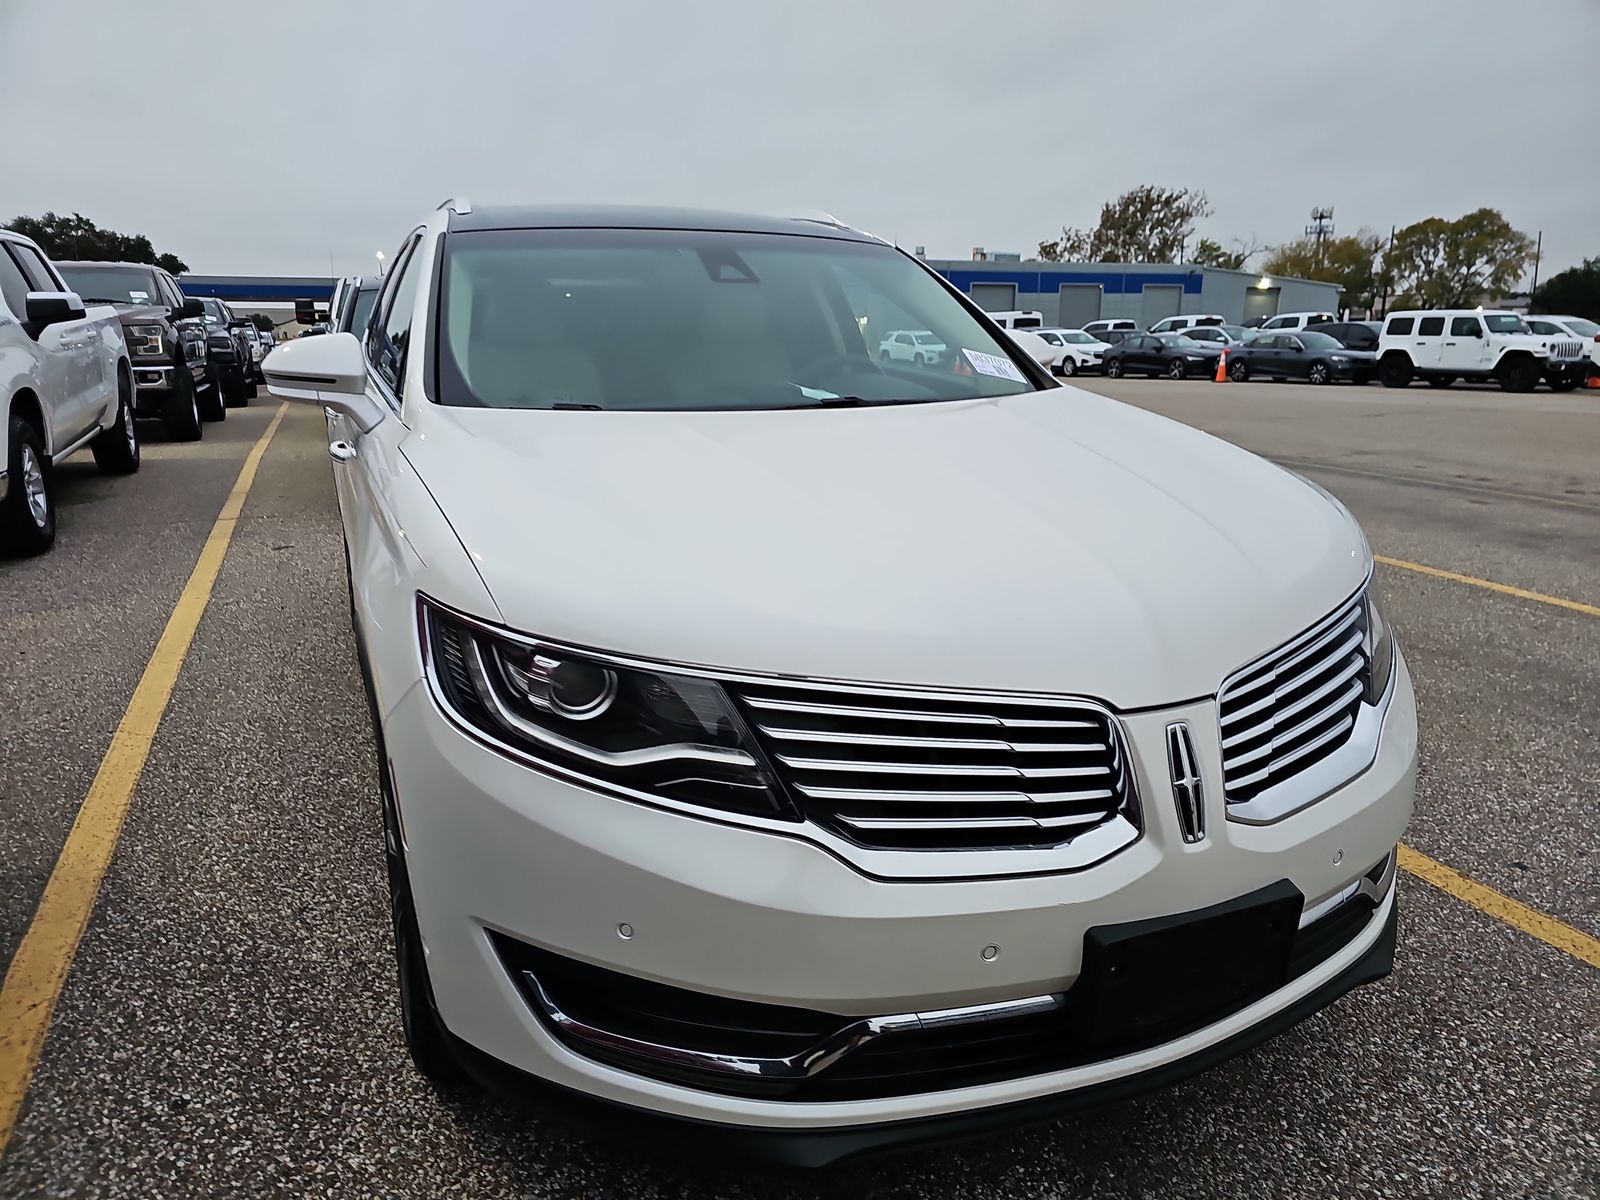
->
[[1031, 327, 1112, 375], [1260, 311, 1337, 332], [1148, 314, 1225, 334], [1524, 314, 1599, 383], [877, 329, 946, 366], [1377, 309, 1584, 392], [263, 201, 1415, 1166], [1, 230, 140, 555]]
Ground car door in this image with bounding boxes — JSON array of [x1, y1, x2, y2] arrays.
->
[[1411, 315, 1446, 371], [343, 231, 424, 632], [1440, 315, 1490, 374], [1278, 335, 1311, 379], [5, 241, 105, 445]]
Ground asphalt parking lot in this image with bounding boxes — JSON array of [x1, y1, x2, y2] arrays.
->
[[1, 380, 1596, 1199]]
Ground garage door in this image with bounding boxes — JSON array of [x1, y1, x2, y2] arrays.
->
[[970, 283, 1018, 313], [1139, 285, 1182, 329], [1058, 284, 1102, 329], [1243, 288, 1280, 325]]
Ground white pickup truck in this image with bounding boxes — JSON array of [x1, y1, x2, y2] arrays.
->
[[1, 229, 139, 555]]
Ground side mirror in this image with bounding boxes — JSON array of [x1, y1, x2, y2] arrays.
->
[[175, 297, 205, 319], [1472, 326, 1485, 338], [263, 331, 385, 433], [24, 291, 87, 326]]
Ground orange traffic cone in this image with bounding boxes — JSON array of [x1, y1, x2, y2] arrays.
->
[[1586, 372, 1600, 389], [1214, 349, 1229, 383]]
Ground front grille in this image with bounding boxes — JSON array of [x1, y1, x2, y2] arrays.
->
[[729, 682, 1133, 851], [1218, 590, 1371, 804], [1551, 340, 1584, 361]]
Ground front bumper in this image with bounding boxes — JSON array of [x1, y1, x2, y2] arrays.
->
[[384, 645, 1416, 1142]]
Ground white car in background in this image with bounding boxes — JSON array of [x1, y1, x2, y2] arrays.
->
[[1260, 311, 1337, 332], [0, 229, 140, 555], [264, 201, 1415, 1166], [1524, 314, 1599, 375], [877, 329, 946, 365], [1148, 314, 1226, 334], [1081, 318, 1138, 339], [1031, 327, 1112, 376]]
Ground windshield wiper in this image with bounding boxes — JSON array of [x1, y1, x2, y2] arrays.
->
[[80, 297, 133, 305], [550, 401, 604, 410]]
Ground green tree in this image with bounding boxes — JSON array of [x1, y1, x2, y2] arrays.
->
[[1383, 208, 1532, 309], [1264, 231, 1385, 311], [1038, 186, 1212, 263], [1532, 256, 1600, 320], [3, 211, 189, 274], [1191, 236, 1262, 270]]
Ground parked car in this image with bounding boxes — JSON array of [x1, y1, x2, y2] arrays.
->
[[986, 309, 1045, 329], [1259, 311, 1337, 332], [1031, 327, 1111, 376], [1226, 331, 1375, 385], [197, 297, 256, 406], [1095, 327, 1140, 346], [55, 261, 220, 439], [334, 274, 383, 337], [1376, 309, 1585, 392], [877, 329, 947, 366], [1102, 332, 1224, 379], [1180, 325, 1251, 350], [1524, 314, 1600, 383], [1081, 318, 1138, 338], [1148, 314, 1225, 334], [1003, 327, 1057, 371], [262, 200, 1413, 1165], [1307, 321, 1382, 353], [0, 230, 140, 554]]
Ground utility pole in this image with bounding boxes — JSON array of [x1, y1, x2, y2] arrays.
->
[[1305, 206, 1335, 257], [1527, 231, 1543, 314], [1377, 223, 1396, 317]]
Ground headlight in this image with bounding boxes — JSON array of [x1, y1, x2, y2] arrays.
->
[[1362, 586, 1395, 704], [1331, 355, 1349, 363], [128, 324, 165, 356], [419, 596, 794, 818]]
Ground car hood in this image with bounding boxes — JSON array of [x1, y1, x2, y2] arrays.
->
[[401, 389, 1368, 709], [108, 303, 170, 325]]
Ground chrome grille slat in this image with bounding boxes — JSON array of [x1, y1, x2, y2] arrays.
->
[[759, 727, 1109, 754], [734, 683, 1133, 852], [1218, 590, 1373, 804]]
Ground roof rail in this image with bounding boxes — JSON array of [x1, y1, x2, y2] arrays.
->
[[436, 196, 473, 215]]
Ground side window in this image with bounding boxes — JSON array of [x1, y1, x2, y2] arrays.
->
[[1526, 319, 1558, 335], [1284, 337, 1304, 352], [11, 244, 62, 291], [1387, 317, 1414, 336], [1450, 317, 1481, 337], [1417, 316, 1445, 337], [369, 235, 424, 396], [0, 246, 33, 317]]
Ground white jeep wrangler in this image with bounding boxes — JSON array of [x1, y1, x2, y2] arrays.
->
[[1376, 309, 1585, 392]]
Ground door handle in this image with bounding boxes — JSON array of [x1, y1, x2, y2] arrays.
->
[[329, 440, 357, 463]]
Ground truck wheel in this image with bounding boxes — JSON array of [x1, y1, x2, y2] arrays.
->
[[1426, 376, 1456, 388], [1379, 355, 1414, 388], [166, 365, 203, 442], [199, 370, 227, 423], [1, 415, 56, 555], [1496, 357, 1539, 393], [91, 370, 141, 475]]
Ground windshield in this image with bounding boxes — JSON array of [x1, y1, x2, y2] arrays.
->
[[1157, 334, 1202, 348], [1562, 317, 1598, 337], [1060, 330, 1096, 343], [1220, 325, 1248, 339], [200, 298, 228, 326], [58, 265, 160, 306], [1299, 331, 1342, 350], [913, 332, 942, 345], [436, 229, 1039, 410], [1484, 314, 1528, 334]]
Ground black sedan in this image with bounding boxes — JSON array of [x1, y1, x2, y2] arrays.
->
[[1102, 333, 1223, 380], [1225, 331, 1376, 384]]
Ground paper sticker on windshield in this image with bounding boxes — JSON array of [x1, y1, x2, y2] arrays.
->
[[961, 348, 1027, 382], [129, 290, 149, 301]]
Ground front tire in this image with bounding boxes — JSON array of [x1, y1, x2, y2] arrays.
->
[[1308, 361, 1331, 385], [1167, 359, 1187, 380], [1229, 359, 1251, 382], [91, 371, 141, 475], [1, 416, 55, 555], [1496, 357, 1539, 393], [199, 370, 227, 422], [1106, 359, 1124, 379], [165, 365, 203, 442], [1060, 356, 1078, 377]]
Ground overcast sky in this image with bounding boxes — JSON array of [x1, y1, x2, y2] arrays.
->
[[3, 0, 1595, 281]]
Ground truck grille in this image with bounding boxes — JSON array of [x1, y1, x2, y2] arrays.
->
[[730, 682, 1134, 851], [1217, 590, 1372, 805], [1550, 340, 1584, 361]]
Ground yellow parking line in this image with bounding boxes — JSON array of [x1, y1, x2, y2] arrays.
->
[[0, 404, 289, 1160], [1376, 555, 1600, 618], [1398, 846, 1600, 968]]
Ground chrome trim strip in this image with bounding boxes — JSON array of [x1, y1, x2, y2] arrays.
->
[[1223, 679, 1363, 770], [523, 972, 1064, 1083], [742, 694, 1097, 729], [1226, 711, 1356, 790], [837, 811, 1106, 832], [773, 755, 1109, 779], [756, 727, 1108, 754], [1299, 848, 1397, 928], [1221, 640, 1363, 735], [793, 785, 1117, 805], [50, 423, 106, 464]]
